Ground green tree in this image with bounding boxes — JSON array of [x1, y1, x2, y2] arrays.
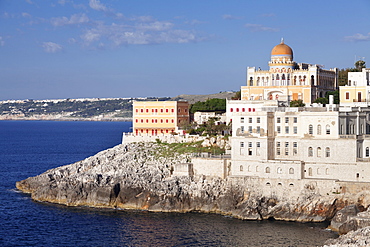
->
[[314, 97, 328, 105], [355, 60, 366, 71], [231, 90, 241, 100], [290, 100, 305, 107], [190, 98, 226, 114]]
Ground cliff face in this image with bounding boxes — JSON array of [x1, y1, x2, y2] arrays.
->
[[15, 142, 368, 223]]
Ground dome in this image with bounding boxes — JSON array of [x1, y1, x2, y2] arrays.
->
[[271, 39, 293, 58]]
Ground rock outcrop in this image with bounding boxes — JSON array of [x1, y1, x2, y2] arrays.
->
[[324, 226, 370, 247], [15, 142, 370, 224]]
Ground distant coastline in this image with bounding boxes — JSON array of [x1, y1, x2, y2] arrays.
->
[[0, 115, 132, 122]]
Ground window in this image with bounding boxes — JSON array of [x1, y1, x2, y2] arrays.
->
[[240, 142, 244, 148], [277, 126, 281, 134], [171, 119, 174, 123], [293, 117, 297, 123], [257, 126, 260, 133], [236, 108, 239, 112], [276, 142, 281, 155], [308, 167, 312, 176], [141, 109, 143, 113], [317, 147, 322, 157], [171, 109, 174, 113], [293, 126, 297, 134], [308, 147, 313, 157], [248, 126, 252, 133], [240, 165, 243, 172], [285, 142, 289, 155], [326, 125, 331, 135], [289, 168, 294, 174], [166, 109, 169, 113], [285, 126, 289, 134], [160, 109, 163, 113], [325, 147, 330, 157], [277, 167, 282, 174], [249, 118, 252, 123], [257, 117, 260, 123], [146, 109, 149, 113], [141, 119, 143, 123], [241, 117, 244, 123], [293, 142, 298, 155], [277, 117, 281, 123], [309, 124, 313, 135], [265, 167, 270, 173], [136, 109, 138, 113], [241, 126, 244, 133], [346, 92, 350, 100], [366, 147, 369, 157], [248, 142, 252, 148], [135, 119, 138, 123], [285, 117, 289, 123], [257, 142, 260, 148], [317, 125, 322, 135]]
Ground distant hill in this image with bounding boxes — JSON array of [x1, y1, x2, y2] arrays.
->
[[0, 92, 237, 121], [171, 91, 236, 104]]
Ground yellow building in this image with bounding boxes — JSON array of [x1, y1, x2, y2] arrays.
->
[[241, 39, 338, 105], [340, 68, 370, 107], [133, 101, 189, 135]]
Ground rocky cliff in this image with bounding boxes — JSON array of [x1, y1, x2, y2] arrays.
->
[[16, 142, 370, 225]]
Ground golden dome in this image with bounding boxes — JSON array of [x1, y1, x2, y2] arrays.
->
[[271, 39, 293, 57]]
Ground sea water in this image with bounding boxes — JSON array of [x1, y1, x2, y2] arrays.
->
[[0, 121, 338, 246]]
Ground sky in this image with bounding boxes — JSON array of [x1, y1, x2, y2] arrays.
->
[[1, 0, 370, 101]]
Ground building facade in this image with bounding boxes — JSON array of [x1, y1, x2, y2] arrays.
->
[[133, 101, 189, 135], [340, 68, 370, 107], [241, 39, 338, 105]]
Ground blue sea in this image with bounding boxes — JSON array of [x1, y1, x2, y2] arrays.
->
[[0, 121, 338, 246]]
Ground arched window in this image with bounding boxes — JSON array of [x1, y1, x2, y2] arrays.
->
[[311, 75, 315, 85], [265, 167, 270, 173], [277, 167, 282, 174], [240, 165, 243, 172], [256, 166, 259, 172], [317, 147, 322, 157], [326, 168, 329, 175], [308, 147, 313, 157], [249, 77, 253, 86], [326, 125, 331, 135], [317, 125, 321, 135], [308, 167, 312, 176], [309, 124, 313, 135], [289, 168, 294, 174], [325, 147, 330, 157], [366, 147, 369, 157]]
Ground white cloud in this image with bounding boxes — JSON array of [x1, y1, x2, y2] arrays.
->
[[25, 0, 34, 4], [89, 0, 108, 12], [22, 12, 32, 18], [222, 14, 243, 20], [245, 23, 279, 32], [345, 33, 370, 42], [51, 13, 89, 26], [80, 20, 203, 47], [42, 42, 63, 53]]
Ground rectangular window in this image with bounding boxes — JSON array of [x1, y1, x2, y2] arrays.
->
[[257, 142, 260, 147], [346, 92, 350, 100], [277, 142, 280, 147], [276, 148, 281, 155], [277, 126, 281, 134], [248, 142, 252, 148], [249, 118, 252, 123], [257, 126, 260, 133], [277, 117, 281, 123], [248, 126, 252, 133], [285, 126, 289, 134], [285, 142, 289, 147], [241, 117, 244, 123], [257, 117, 260, 123], [241, 126, 244, 133], [285, 148, 289, 155], [294, 126, 297, 134], [285, 117, 289, 123], [294, 117, 297, 123], [240, 142, 244, 148]]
